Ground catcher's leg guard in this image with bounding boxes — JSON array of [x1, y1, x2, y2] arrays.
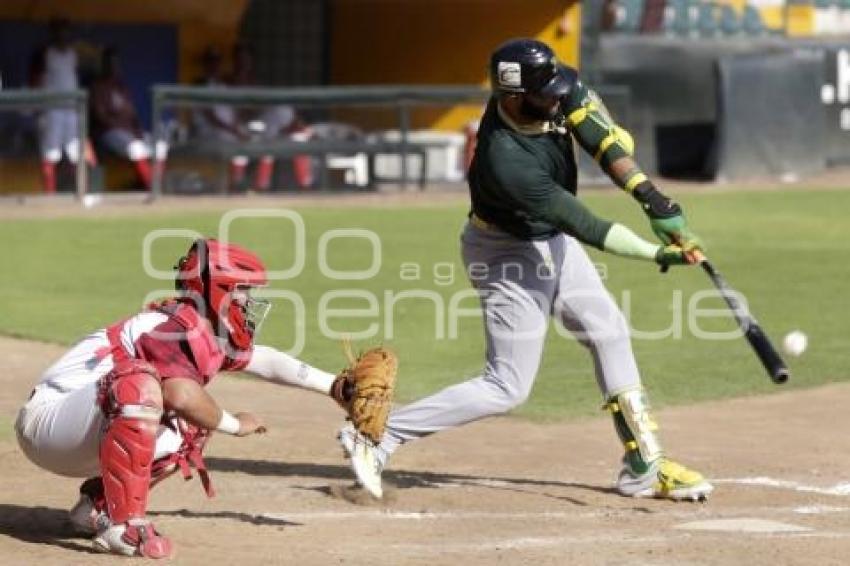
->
[[605, 387, 662, 474], [97, 361, 172, 558]]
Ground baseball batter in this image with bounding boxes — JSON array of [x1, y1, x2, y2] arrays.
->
[[14, 239, 394, 559], [340, 38, 713, 502]]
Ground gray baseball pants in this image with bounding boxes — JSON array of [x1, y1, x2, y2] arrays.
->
[[380, 220, 642, 454]]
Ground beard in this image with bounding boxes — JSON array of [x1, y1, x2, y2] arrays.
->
[[520, 95, 559, 122]]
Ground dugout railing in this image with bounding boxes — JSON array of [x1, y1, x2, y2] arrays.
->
[[0, 89, 88, 198], [150, 85, 489, 198]]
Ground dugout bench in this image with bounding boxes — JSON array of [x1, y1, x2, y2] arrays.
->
[[151, 85, 489, 198], [170, 138, 442, 193]]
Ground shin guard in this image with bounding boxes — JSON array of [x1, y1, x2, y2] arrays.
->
[[605, 387, 663, 474], [98, 361, 163, 524]]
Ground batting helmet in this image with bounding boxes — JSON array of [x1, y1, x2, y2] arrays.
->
[[175, 239, 269, 351], [489, 38, 575, 98]]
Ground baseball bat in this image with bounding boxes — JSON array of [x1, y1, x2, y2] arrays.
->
[[690, 250, 790, 384]]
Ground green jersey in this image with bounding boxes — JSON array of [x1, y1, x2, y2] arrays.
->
[[467, 97, 612, 248]]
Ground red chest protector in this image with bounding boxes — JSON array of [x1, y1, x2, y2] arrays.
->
[[152, 300, 226, 384], [101, 299, 250, 387]]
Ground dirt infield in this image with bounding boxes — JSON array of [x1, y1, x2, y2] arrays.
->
[[1, 335, 849, 565]]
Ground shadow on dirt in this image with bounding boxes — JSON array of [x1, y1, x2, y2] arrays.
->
[[148, 508, 301, 527], [0, 504, 97, 554], [204, 457, 617, 506]]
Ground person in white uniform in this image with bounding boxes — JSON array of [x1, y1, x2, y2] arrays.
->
[[30, 18, 95, 193]]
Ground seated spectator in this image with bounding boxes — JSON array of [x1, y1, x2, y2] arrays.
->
[[227, 43, 313, 190], [90, 47, 164, 190], [191, 46, 251, 191], [641, 0, 667, 32]]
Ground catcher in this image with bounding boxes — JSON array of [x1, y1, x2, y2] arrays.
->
[[14, 238, 395, 559]]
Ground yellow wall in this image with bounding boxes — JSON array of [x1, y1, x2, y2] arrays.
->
[[0, 0, 248, 82], [1, 0, 581, 131], [330, 0, 581, 130], [785, 4, 814, 36]]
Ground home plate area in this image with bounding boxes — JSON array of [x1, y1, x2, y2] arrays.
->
[[3, 337, 850, 565]]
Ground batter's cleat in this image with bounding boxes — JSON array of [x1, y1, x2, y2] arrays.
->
[[93, 519, 173, 559], [69, 477, 108, 536], [338, 424, 387, 499], [616, 457, 714, 501]]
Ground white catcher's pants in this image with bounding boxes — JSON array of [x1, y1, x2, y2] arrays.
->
[[39, 108, 80, 163], [381, 221, 642, 454], [15, 380, 183, 478]]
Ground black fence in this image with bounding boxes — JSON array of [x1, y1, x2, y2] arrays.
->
[[151, 85, 489, 197]]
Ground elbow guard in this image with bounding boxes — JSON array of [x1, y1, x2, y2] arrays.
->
[[566, 98, 635, 165], [594, 125, 634, 168], [614, 125, 635, 155]]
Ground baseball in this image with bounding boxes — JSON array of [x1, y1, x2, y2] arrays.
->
[[782, 331, 808, 357]]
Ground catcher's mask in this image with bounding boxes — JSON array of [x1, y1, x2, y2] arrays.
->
[[175, 238, 271, 350]]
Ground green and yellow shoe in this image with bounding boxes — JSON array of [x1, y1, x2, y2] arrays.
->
[[616, 457, 713, 501]]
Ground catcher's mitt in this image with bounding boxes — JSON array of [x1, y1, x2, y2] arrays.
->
[[331, 342, 397, 444]]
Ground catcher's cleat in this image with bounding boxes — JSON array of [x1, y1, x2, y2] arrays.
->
[[338, 424, 386, 499], [616, 457, 714, 501], [69, 494, 102, 536], [93, 519, 173, 559], [69, 477, 108, 536]]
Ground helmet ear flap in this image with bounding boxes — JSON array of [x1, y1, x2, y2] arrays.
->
[[195, 239, 213, 321], [174, 238, 211, 294], [489, 38, 573, 100], [196, 238, 210, 285], [174, 255, 190, 291]]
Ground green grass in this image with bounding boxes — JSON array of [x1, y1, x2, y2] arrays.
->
[[2, 188, 848, 420], [0, 416, 13, 442]]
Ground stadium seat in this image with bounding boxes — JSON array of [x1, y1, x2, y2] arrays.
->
[[663, 0, 695, 36], [719, 4, 743, 35], [742, 5, 767, 35], [697, 2, 723, 37], [613, 0, 646, 32]]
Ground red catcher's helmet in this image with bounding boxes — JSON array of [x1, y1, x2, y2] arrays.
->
[[175, 239, 269, 351]]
